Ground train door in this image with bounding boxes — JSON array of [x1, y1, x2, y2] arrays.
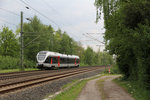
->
[[58, 56, 60, 67], [75, 58, 76, 66]]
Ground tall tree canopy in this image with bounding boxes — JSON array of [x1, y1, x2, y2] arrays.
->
[[95, 0, 150, 89], [22, 16, 54, 60]]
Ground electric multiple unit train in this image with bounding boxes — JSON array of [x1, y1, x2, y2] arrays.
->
[[36, 51, 80, 69]]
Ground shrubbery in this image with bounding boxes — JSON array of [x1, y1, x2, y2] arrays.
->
[[0, 56, 36, 70], [110, 64, 120, 74]]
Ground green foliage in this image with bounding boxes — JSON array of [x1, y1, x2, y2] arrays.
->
[[0, 56, 36, 70], [114, 78, 150, 100], [22, 16, 53, 61], [0, 27, 19, 57], [51, 80, 87, 100], [0, 68, 38, 73], [79, 63, 89, 67], [110, 64, 120, 74], [95, 0, 150, 89], [82, 46, 114, 66], [84, 47, 94, 65]]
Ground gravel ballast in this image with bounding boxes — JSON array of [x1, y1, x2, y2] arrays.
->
[[0, 68, 104, 100]]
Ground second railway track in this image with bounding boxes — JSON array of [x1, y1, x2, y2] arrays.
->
[[0, 66, 104, 95], [0, 66, 100, 80]]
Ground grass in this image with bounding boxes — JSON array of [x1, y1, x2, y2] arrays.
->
[[0, 68, 38, 73], [62, 80, 78, 89], [113, 77, 150, 100], [51, 80, 87, 100]]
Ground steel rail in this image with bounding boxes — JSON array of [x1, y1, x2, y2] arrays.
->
[[0, 67, 103, 95], [0, 67, 101, 87], [0, 66, 100, 80]]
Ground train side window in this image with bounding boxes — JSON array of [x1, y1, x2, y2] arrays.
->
[[67, 58, 69, 63], [60, 57, 68, 64], [45, 57, 51, 63], [60, 58, 64, 64], [70, 58, 74, 64], [76, 59, 79, 63], [68, 58, 70, 64], [53, 57, 58, 64], [69, 58, 72, 64], [65, 58, 67, 63]]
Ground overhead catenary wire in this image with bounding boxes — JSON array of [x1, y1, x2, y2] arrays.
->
[[10, 0, 80, 40], [87, 33, 105, 44], [0, 18, 17, 26], [17, 0, 86, 41], [14, 0, 79, 40], [42, 0, 60, 14], [83, 33, 105, 44], [39, 0, 81, 39], [0, 6, 30, 22], [42, 1, 80, 39], [0, 8, 20, 17], [19, 0, 60, 28]]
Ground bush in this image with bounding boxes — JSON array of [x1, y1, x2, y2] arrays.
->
[[110, 64, 120, 74], [0, 56, 36, 70], [80, 63, 89, 67]]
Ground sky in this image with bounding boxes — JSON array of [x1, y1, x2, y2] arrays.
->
[[0, 0, 105, 52]]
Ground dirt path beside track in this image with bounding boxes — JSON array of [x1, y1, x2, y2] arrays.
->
[[77, 78, 102, 100], [77, 75, 135, 100]]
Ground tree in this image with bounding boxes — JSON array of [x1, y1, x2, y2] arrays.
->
[[20, 16, 54, 61], [60, 32, 71, 54], [95, 0, 150, 89], [53, 29, 62, 53], [84, 47, 94, 65], [0, 27, 19, 57]]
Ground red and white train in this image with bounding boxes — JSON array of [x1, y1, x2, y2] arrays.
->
[[36, 51, 80, 69]]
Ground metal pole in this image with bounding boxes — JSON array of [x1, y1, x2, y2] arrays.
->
[[52, 33, 54, 51], [20, 11, 24, 71]]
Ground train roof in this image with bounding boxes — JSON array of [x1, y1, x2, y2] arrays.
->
[[38, 51, 79, 59]]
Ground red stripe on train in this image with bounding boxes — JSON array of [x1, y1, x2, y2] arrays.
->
[[58, 56, 60, 67], [75, 58, 76, 65], [51, 58, 53, 64]]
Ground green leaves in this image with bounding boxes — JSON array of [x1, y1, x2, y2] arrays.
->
[[82, 47, 113, 66], [0, 27, 19, 57], [95, 0, 150, 89]]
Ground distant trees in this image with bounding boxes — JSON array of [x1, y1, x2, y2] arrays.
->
[[84, 47, 94, 65], [82, 47, 113, 66]]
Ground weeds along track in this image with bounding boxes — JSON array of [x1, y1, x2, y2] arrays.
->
[[0, 66, 104, 95]]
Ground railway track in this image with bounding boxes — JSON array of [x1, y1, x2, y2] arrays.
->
[[0, 68, 72, 80], [0, 66, 104, 95], [0, 70, 44, 80], [0, 66, 99, 80]]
